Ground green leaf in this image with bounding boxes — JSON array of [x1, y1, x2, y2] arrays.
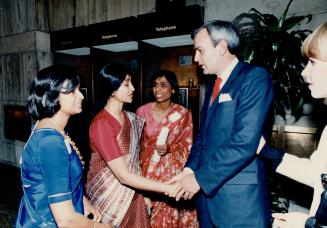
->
[[281, 15, 312, 31], [278, 0, 294, 28], [232, 0, 312, 119]]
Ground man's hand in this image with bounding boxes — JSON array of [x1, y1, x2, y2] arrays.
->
[[167, 168, 194, 184], [175, 174, 200, 201], [168, 168, 199, 201], [165, 182, 183, 198]]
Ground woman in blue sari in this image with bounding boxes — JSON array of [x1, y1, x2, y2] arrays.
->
[[15, 65, 111, 228]]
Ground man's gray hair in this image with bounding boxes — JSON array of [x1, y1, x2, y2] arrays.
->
[[191, 20, 240, 55]]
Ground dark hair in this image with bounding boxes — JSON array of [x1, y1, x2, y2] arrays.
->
[[191, 20, 240, 55], [27, 65, 81, 120], [96, 63, 132, 110], [150, 69, 179, 103]]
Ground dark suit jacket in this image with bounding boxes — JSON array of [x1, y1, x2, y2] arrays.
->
[[306, 188, 327, 227], [186, 61, 274, 227]]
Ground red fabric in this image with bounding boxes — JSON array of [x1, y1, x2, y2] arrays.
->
[[119, 193, 151, 228], [86, 110, 146, 225], [136, 103, 198, 227], [89, 109, 126, 162], [210, 76, 222, 106], [136, 103, 193, 178]]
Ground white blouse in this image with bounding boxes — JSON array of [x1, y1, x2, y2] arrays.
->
[[276, 125, 327, 216]]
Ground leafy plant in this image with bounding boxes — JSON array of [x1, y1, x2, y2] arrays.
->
[[232, 0, 312, 119]]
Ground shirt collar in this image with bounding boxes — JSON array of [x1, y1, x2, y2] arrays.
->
[[219, 57, 239, 82]]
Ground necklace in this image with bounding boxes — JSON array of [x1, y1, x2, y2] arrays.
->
[[48, 117, 84, 168], [61, 131, 85, 168]]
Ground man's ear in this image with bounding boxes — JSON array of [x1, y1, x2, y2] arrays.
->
[[217, 40, 228, 55]]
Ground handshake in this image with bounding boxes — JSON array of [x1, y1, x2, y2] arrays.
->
[[164, 168, 200, 201]]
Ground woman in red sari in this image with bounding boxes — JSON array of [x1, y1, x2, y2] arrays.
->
[[85, 64, 181, 228], [136, 69, 198, 227]]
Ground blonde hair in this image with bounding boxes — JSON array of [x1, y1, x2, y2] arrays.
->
[[301, 21, 327, 61]]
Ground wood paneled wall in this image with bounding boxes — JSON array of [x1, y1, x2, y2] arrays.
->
[[0, 0, 204, 36], [0, 0, 167, 165], [0, 0, 37, 36], [270, 125, 320, 158], [160, 46, 198, 88], [55, 0, 156, 30], [0, 51, 52, 166]]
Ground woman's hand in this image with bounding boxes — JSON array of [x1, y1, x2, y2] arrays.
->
[[156, 144, 168, 156], [96, 222, 115, 228], [144, 197, 152, 215], [272, 212, 309, 228], [83, 196, 101, 222]]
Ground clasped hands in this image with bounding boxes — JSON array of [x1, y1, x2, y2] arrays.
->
[[164, 169, 200, 201]]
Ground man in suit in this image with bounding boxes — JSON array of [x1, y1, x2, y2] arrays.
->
[[170, 20, 274, 227]]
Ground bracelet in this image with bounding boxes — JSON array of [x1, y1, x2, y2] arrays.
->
[[87, 213, 94, 219]]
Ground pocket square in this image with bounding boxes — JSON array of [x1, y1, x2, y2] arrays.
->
[[218, 93, 232, 103]]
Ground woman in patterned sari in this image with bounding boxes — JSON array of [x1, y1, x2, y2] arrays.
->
[[136, 69, 198, 228], [85, 64, 182, 228]]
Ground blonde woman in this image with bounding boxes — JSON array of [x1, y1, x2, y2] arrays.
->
[[259, 22, 327, 228]]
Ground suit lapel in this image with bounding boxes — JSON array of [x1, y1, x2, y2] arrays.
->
[[203, 62, 246, 133], [200, 80, 214, 136]]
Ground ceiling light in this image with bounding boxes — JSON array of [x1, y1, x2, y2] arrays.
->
[[55, 47, 90, 56], [92, 41, 138, 52]]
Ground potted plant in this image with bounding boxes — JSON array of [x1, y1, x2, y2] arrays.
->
[[232, 0, 312, 120], [232, 0, 315, 215]]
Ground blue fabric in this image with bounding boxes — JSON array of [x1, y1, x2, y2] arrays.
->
[[305, 189, 327, 227], [186, 62, 273, 227], [15, 129, 84, 227], [196, 194, 215, 228], [259, 144, 285, 171]]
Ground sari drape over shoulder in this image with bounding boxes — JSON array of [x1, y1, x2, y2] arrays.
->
[[86, 110, 145, 226], [136, 103, 198, 228]]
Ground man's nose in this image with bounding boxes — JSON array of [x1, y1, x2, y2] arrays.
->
[[194, 52, 199, 63]]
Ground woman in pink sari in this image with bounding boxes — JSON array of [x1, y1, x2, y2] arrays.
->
[[85, 64, 181, 228], [136, 69, 198, 227]]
